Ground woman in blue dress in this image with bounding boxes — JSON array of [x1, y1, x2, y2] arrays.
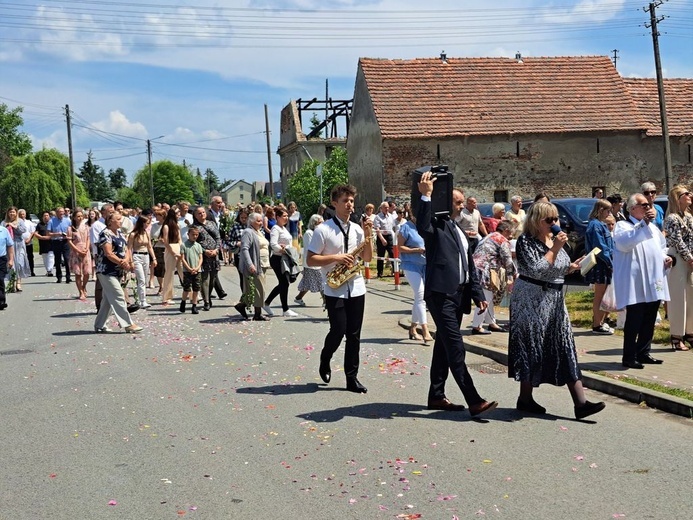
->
[[585, 199, 615, 335]]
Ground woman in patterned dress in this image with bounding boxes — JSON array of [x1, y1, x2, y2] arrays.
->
[[509, 202, 606, 420], [190, 206, 222, 312], [663, 185, 693, 351], [67, 207, 92, 300], [294, 214, 324, 307], [1, 207, 30, 292]]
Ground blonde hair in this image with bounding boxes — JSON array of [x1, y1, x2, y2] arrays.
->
[[667, 184, 692, 217], [588, 199, 612, 221], [523, 202, 558, 238]]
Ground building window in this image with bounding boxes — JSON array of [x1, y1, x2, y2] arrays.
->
[[494, 190, 508, 203], [240, 194, 244, 200], [516, 142, 520, 158], [592, 187, 605, 198], [596, 138, 600, 153]]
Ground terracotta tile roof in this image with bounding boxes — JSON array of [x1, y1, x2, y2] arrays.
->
[[623, 78, 693, 136], [358, 56, 648, 139]]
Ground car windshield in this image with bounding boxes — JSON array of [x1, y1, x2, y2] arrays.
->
[[555, 199, 593, 224]]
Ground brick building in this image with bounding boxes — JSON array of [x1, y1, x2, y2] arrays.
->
[[347, 55, 693, 206]]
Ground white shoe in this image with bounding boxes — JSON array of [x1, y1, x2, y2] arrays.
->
[[283, 309, 298, 317], [262, 305, 274, 316], [140, 302, 151, 309], [293, 298, 306, 307], [94, 326, 112, 333]]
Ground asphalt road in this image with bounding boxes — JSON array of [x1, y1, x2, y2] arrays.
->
[[0, 269, 691, 519]]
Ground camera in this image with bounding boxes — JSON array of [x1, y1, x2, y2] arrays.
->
[[411, 165, 454, 217]]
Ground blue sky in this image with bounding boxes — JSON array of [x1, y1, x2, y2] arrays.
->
[[1, 0, 691, 187]]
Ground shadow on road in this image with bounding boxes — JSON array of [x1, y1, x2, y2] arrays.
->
[[236, 382, 324, 395]]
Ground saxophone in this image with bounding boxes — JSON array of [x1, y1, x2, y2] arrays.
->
[[327, 215, 373, 289], [326, 240, 368, 289]]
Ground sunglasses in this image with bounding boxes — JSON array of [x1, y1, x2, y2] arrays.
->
[[635, 203, 652, 209], [543, 217, 559, 224], [680, 192, 692, 197], [643, 190, 657, 196]]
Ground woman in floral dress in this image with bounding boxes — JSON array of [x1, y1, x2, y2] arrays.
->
[[67, 207, 92, 300]]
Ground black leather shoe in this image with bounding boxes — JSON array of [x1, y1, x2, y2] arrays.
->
[[217, 292, 227, 300], [234, 303, 248, 319], [203, 302, 210, 311], [638, 354, 663, 364], [319, 361, 331, 384], [471, 327, 492, 335], [428, 397, 466, 411], [575, 400, 606, 420], [516, 398, 546, 414], [346, 377, 367, 393], [622, 360, 644, 369]]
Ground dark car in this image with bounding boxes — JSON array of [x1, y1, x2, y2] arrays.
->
[[522, 198, 594, 264]]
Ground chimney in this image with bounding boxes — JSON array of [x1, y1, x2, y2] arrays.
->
[[440, 50, 447, 64], [515, 51, 523, 63]]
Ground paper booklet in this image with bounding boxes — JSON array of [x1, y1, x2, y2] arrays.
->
[[580, 247, 601, 277]]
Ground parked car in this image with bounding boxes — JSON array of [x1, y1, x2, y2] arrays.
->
[[29, 213, 39, 225], [522, 198, 594, 285]]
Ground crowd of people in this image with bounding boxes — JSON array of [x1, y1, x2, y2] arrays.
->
[[3, 176, 691, 422]]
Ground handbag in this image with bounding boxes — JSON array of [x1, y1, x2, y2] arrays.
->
[[489, 266, 507, 293]]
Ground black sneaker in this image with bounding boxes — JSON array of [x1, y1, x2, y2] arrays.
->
[[191, 305, 199, 314], [180, 300, 186, 313]]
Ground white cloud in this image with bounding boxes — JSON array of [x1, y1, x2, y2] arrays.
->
[[92, 110, 148, 139], [542, 0, 626, 24]]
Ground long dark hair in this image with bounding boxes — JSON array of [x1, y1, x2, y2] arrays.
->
[[131, 211, 151, 238], [71, 207, 84, 230], [163, 208, 180, 243]]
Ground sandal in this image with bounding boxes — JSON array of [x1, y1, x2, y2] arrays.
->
[[670, 335, 690, 351], [683, 334, 693, 350]]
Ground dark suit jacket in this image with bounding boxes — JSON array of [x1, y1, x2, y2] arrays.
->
[[416, 198, 485, 314]]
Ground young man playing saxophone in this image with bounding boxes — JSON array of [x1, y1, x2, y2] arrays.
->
[[307, 184, 373, 393]]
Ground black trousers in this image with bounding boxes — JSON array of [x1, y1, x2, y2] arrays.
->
[[322, 294, 365, 379], [26, 242, 35, 275], [425, 288, 483, 406], [201, 269, 218, 305], [52, 240, 71, 281], [233, 254, 244, 293], [376, 234, 394, 277], [0, 255, 7, 308], [266, 254, 290, 311], [623, 300, 661, 363]]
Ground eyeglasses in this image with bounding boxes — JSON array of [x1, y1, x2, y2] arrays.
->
[[643, 190, 657, 196], [634, 203, 652, 209], [543, 217, 559, 223]]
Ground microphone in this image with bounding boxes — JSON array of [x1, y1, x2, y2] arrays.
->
[[550, 224, 561, 235]]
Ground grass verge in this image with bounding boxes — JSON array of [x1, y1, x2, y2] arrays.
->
[[564, 290, 671, 345], [593, 371, 693, 402]]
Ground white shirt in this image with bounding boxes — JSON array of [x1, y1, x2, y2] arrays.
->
[[613, 216, 670, 308], [373, 211, 397, 236], [269, 225, 293, 255], [308, 216, 366, 298], [90, 218, 106, 255], [21, 219, 36, 241], [302, 229, 319, 270]]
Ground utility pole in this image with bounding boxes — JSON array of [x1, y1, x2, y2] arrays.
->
[[65, 105, 76, 208], [644, 0, 673, 192], [147, 139, 154, 207], [610, 49, 619, 69], [264, 104, 274, 204]]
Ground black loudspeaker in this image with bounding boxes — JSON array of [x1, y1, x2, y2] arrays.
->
[[411, 165, 454, 217]]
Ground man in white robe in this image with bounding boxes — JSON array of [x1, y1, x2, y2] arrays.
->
[[613, 193, 672, 369]]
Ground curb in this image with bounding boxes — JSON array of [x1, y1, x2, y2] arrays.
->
[[398, 318, 693, 419]]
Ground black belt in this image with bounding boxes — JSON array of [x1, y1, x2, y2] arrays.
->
[[519, 275, 563, 291], [132, 251, 149, 255]]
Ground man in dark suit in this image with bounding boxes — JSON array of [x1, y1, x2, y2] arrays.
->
[[416, 171, 498, 417], [206, 196, 228, 300]]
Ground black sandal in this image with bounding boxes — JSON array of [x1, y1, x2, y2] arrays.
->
[[670, 336, 690, 351]]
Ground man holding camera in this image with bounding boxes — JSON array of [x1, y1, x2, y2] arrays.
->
[[416, 171, 498, 417]]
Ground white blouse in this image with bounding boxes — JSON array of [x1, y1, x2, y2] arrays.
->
[[269, 225, 292, 255]]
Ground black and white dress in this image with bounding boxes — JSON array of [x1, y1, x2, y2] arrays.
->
[[508, 234, 581, 387]]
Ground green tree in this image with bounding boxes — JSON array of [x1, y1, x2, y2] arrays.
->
[[108, 167, 127, 191], [131, 159, 196, 206], [286, 146, 348, 219], [0, 103, 33, 169], [78, 151, 112, 201], [115, 186, 141, 209], [204, 167, 221, 194], [0, 148, 89, 213]]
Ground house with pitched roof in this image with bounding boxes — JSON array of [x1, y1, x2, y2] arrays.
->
[[347, 55, 693, 205]]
